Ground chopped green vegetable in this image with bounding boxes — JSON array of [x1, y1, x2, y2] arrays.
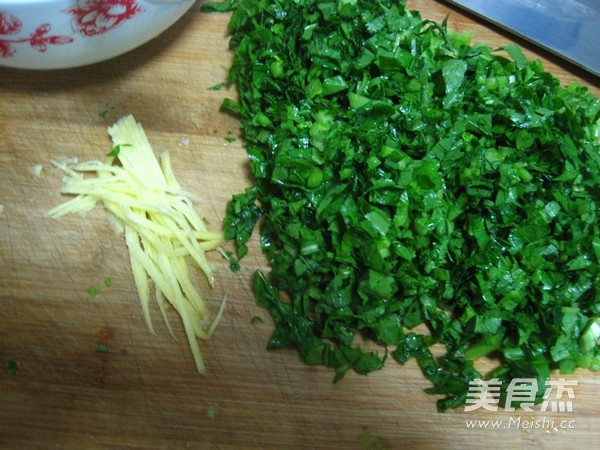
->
[[221, 0, 600, 411], [222, 249, 241, 272], [359, 427, 391, 450], [200, 1, 236, 13], [106, 143, 131, 158], [88, 286, 100, 297], [99, 106, 117, 119], [206, 403, 219, 419], [250, 315, 264, 325], [5, 358, 20, 375], [95, 343, 109, 353], [104, 277, 113, 287], [208, 83, 225, 91]]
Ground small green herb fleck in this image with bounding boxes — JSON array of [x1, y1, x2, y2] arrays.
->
[[106, 143, 131, 158], [104, 277, 113, 287], [95, 343, 109, 353], [225, 137, 236, 143], [206, 403, 219, 419], [359, 428, 391, 450], [5, 358, 20, 375], [208, 83, 225, 91], [250, 316, 264, 325], [99, 106, 117, 119], [88, 286, 100, 297], [223, 250, 241, 272]]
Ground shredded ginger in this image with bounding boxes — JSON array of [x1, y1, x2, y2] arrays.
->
[[47, 114, 226, 374]]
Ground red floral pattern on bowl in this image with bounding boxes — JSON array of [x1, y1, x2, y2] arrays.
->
[[0, 12, 73, 58], [66, 0, 144, 37], [0, 0, 195, 69]]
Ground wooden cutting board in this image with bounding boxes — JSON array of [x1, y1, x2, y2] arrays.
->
[[1, 2, 599, 449]]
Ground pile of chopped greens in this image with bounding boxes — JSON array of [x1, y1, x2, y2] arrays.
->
[[211, 0, 600, 410]]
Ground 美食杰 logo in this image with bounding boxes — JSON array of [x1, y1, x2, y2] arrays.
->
[[464, 377, 578, 413]]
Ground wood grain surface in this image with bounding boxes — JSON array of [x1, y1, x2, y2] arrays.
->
[[1, 1, 599, 449]]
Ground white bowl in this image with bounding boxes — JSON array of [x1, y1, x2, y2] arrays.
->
[[0, 0, 196, 70]]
